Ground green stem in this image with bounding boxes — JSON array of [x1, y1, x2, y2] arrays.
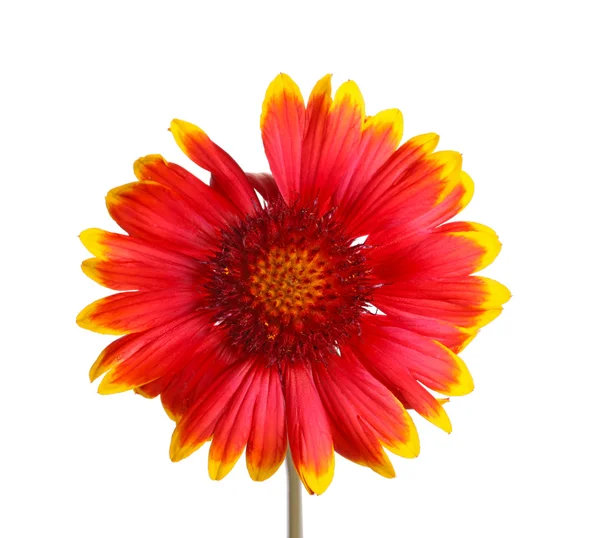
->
[[286, 449, 303, 538]]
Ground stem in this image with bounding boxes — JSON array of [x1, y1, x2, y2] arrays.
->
[[286, 449, 303, 538]]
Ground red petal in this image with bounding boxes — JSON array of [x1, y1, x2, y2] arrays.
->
[[79, 228, 203, 291], [363, 159, 473, 239], [246, 364, 287, 481], [106, 181, 216, 257], [169, 358, 254, 462], [348, 317, 458, 432], [371, 307, 475, 353], [91, 313, 213, 395], [365, 317, 474, 396], [334, 108, 403, 214], [284, 360, 334, 495], [160, 330, 239, 421], [77, 289, 203, 335], [344, 133, 439, 236], [261, 74, 305, 205], [245, 173, 283, 205], [299, 74, 332, 207], [208, 361, 266, 480], [134, 154, 239, 227], [311, 80, 365, 213], [170, 119, 258, 215], [313, 351, 418, 477], [374, 276, 511, 330], [369, 222, 502, 281]]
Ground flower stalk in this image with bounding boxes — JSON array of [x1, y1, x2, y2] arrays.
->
[[286, 449, 303, 538]]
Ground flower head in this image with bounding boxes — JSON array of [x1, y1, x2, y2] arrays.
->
[[78, 73, 509, 494]]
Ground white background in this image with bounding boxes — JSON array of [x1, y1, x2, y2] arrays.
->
[[1, 1, 598, 537]]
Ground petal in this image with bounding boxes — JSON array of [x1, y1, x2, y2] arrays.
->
[[246, 364, 287, 481], [160, 330, 239, 421], [79, 228, 203, 291], [374, 152, 470, 233], [312, 80, 365, 213], [77, 289, 203, 335], [208, 361, 266, 480], [374, 276, 511, 330], [207, 360, 286, 481], [363, 318, 475, 397], [91, 313, 212, 394], [284, 360, 334, 495], [106, 181, 216, 257], [334, 108, 404, 211], [170, 119, 258, 214], [245, 172, 283, 205], [80, 228, 198, 267], [344, 132, 439, 235], [169, 358, 254, 462], [313, 351, 418, 478], [365, 167, 474, 245], [349, 317, 455, 432], [260, 73, 305, 204], [372, 307, 476, 353], [370, 222, 502, 281], [134, 154, 238, 227], [133, 376, 173, 399], [299, 74, 332, 206]]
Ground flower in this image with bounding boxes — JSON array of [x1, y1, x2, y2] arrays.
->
[[78, 73, 509, 495]]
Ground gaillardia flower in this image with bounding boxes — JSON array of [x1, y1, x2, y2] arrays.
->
[[78, 73, 509, 495]]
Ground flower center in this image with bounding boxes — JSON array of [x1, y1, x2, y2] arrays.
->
[[249, 245, 330, 321], [206, 204, 373, 363]]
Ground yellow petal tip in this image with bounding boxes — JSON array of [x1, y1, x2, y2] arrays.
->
[[134, 154, 166, 180], [79, 228, 108, 259], [332, 80, 365, 120], [261, 73, 304, 129]]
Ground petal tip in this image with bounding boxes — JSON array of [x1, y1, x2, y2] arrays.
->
[[80, 228, 107, 258], [133, 154, 166, 180], [332, 80, 365, 119], [260, 73, 304, 130]]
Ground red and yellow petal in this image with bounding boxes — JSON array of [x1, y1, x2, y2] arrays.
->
[[300, 74, 332, 206], [134, 376, 174, 399], [356, 349, 453, 433], [284, 360, 334, 495], [159, 331, 239, 422], [169, 358, 254, 462], [208, 362, 266, 480], [80, 228, 197, 267], [79, 229, 202, 291], [170, 119, 258, 214], [261, 73, 305, 205], [133, 154, 238, 226], [106, 181, 216, 257], [370, 221, 502, 281], [374, 276, 511, 330], [77, 289, 203, 335], [369, 317, 474, 396], [313, 351, 418, 477], [246, 364, 287, 481], [312, 80, 365, 213], [372, 307, 476, 353], [90, 313, 212, 395], [335, 108, 404, 211], [366, 167, 475, 242], [349, 318, 463, 432], [345, 132, 439, 235], [377, 151, 469, 233]]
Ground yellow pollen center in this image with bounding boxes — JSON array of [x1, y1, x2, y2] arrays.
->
[[248, 246, 329, 319]]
